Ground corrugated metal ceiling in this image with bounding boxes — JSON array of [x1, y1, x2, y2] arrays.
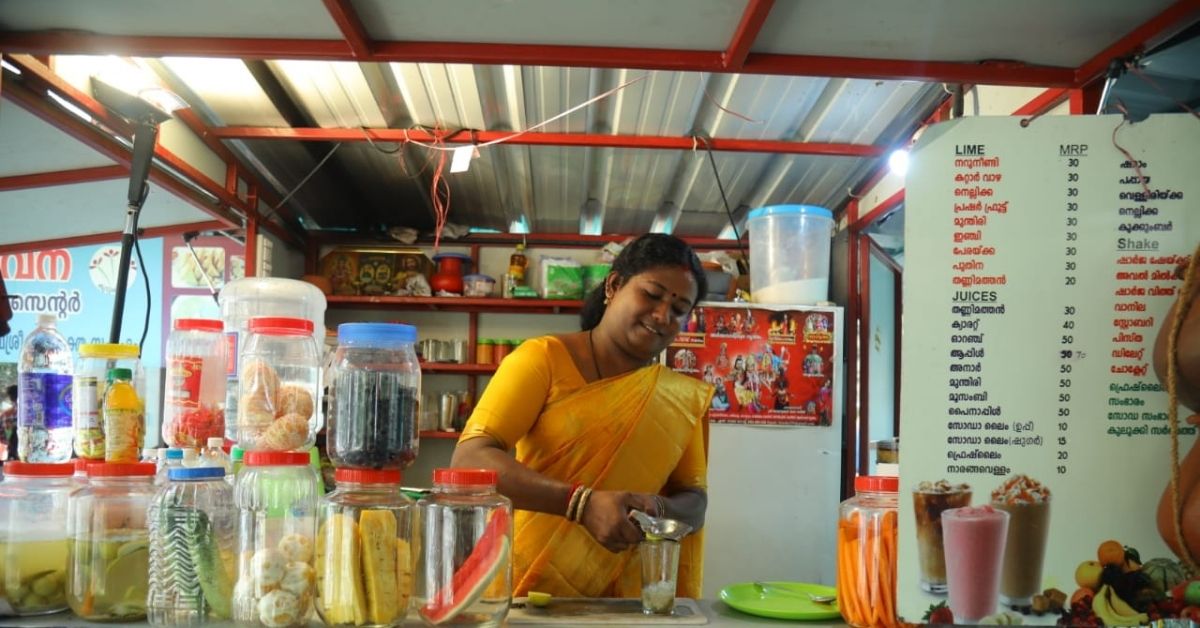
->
[[147, 58, 941, 236]]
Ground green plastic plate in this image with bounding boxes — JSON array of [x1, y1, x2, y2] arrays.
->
[[718, 581, 842, 621]]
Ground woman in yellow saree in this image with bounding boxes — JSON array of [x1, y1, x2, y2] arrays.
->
[[452, 234, 714, 598]]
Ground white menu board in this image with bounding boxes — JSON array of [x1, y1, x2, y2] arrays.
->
[[899, 114, 1199, 625]]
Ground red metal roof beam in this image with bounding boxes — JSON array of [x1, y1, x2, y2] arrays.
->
[[0, 31, 1080, 86], [723, 0, 775, 71], [322, 0, 374, 59], [0, 165, 128, 191], [2, 80, 242, 227], [0, 220, 226, 255], [210, 126, 884, 157], [745, 55, 1074, 87], [1073, 0, 1200, 87]]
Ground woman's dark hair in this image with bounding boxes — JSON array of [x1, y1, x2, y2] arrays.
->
[[580, 234, 707, 330]]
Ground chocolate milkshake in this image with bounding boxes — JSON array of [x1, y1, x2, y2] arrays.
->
[[912, 480, 972, 593], [990, 474, 1052, 609]]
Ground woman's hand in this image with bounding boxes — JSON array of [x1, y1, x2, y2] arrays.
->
[[578, 490, 657, 553]]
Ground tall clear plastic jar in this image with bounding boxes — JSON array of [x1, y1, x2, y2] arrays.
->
[[0, 462, 73, 616], [67, 461, 157, 622], [148, 466, 237, 625], [327, 323, 420, 470], [73, 343, 142, 460], [317, 468, 414, 627], [236, 317, 321, 452], [219, 277, 327, 444], [837, 475, 899, 628], [234, 451, 320, 627], [415, 469, 512, 627], [163, 319, 227, 448]]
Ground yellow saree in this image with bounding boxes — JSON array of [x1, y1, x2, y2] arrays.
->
[[458, 336, 713, 598]]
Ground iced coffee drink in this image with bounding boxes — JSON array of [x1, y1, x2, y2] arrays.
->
[[943, 505, 1009, 623], [991, 474, 1051, 609], [912, 480, 972, 593]]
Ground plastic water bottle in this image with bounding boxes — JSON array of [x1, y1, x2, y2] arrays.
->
[[198, 436, 231, 473], [17, 313, 74, 462]]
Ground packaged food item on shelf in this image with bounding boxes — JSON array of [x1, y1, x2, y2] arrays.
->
[[327, 323, 419, 470], [416, 469, 512, 627], [234, 451, 320, 627], [502, 243, 528, 299], [538, 257, 583, 299], [0, 461, 74, 616], [462, 274, 496, 298], [236, 317, 321, 452], [837, 475, 899, 628], [148, 466, 238, 625], [163, 318, 227, 448], [73, 343, 142, 459], [317, 468, 414, 627], [17, 314, 73, 462], [475, 339, 494, 365], [102, 368, 144, 463], [67, 462, 158, 622]]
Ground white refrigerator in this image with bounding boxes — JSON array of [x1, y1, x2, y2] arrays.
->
[[664, 302, 845, 597]]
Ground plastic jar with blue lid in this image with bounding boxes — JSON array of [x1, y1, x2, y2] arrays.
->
[[327, 323, 421, 470]]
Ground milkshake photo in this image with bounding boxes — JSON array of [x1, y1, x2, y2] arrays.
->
[[990, 475, 1052, 609], [942, 505, 1009, 624], [912, 480, 972, 593]]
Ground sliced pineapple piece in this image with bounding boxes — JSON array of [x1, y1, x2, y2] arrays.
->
[[359, 510, 399, 624], [318, 514, 367, 625]]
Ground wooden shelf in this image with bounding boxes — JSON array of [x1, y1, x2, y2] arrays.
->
[[420, 362, 497, 374], [419, 430, 462, 440], [327, 295, 584, 314]]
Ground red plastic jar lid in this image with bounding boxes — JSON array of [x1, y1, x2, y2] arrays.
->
[[433, 468, 497, 487], [855, 475, 899, 493], [248, 317, 314, 335], [3, 461, 75, 477], [336, 468, 402, 484], [87, 462, 157, 477], [245, 451, 311, 467], [174, 318, 224, 332], [75, 458, 92, 473]]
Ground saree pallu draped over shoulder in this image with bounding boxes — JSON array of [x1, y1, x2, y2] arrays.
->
[[507, 363, 712, 598]]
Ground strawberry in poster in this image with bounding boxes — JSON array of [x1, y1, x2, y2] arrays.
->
[[666, 304, 836, 426]]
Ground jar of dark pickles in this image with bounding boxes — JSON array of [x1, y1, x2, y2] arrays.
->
[[327, 323, 420, 470]]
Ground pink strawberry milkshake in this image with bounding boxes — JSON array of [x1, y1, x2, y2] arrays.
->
[[942, 505, 1009, 623]]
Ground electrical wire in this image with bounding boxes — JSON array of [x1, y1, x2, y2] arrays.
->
[[131, 182, 151, 353], [699, 135, 748, 256], [1125, 61, 1200, 120], [260, 142, 343, 224]]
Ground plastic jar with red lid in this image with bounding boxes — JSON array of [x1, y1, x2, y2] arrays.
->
[[0, 461, 74, 616], [316, 468, 415, 626], [837, 475, 899, 627], [233, 451, 320, 627], [163, 318, 227, 448], [415, 469, 512, 626], [67, 462, 157, 622], [236, 317, 322, 452]]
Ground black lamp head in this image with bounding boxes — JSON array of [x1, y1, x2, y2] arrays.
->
[[90, 75, 177, 126]]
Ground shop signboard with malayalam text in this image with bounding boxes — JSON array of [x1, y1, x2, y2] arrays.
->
[[899, 114, 1200, 625], [665, 302, 840, 426], [1, 240, 164, 362]]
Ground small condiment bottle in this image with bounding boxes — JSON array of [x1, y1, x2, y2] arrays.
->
[[476, 339, 495, 365]]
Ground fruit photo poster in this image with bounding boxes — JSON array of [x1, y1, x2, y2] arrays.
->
[[665, 303, 839, 426], [899, 115, 1200, 625]]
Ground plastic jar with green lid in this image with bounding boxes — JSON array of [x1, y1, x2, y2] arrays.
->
[[475, 339, 495, 365]]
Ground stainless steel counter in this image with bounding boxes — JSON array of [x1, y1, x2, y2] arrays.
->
[[0, 600, 847, 627]]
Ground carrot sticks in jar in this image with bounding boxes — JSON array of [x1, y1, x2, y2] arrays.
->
[[837, 478, 900, 628]]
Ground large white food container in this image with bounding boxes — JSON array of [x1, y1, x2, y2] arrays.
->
[[747, 205, 833, 304]]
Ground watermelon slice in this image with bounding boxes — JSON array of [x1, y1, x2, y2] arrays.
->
[[419, 507, 511, 625]]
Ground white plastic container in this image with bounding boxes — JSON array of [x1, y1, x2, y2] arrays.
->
[[746, 205, 833, 304], [219, 278, 327, 442]]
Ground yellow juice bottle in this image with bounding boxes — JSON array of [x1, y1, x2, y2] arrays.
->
[[102, 368, 143, 463]]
